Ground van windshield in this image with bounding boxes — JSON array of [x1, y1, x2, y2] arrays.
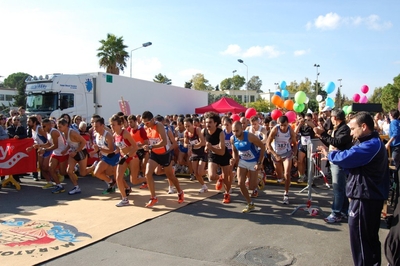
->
[[26, 93, 58, 112]]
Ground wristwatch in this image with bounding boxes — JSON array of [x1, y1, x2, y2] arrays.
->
[[148, 145, 153, 150]]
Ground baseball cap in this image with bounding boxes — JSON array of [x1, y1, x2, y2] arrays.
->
[[322, 106, 332, 112]]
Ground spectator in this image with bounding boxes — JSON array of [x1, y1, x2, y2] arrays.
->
[[7, 116, 27, 139], [18, 106, 27, 128], [385, 109, 400, 168], [0, 114, 9, 140], [71, 115, 82, 132]]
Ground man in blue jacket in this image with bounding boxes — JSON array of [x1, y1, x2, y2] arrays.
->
[[319, 111, 389, 266]]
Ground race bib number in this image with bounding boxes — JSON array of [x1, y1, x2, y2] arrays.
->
[[149, 138, 159, 145], [238, 150, 255, 161], [301, 136, 310, 146], [225, 140, 232, 150], [189, 139, 199, 145], [276, 141, 289, 152]]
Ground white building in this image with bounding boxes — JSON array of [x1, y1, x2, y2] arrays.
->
[[0, 87, 17, 106], [209, 89, 259, 104]]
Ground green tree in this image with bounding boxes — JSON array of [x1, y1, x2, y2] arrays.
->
[[232, 75, 246, 90], [247, 76, 263, 93], [220, 78, 233, 91], [369, 87, 383, 103], [97, 33, 129, 75], [307, 99, 318, 112], [248, 98, 272, 112], [191, 73, 213, 91], [184, 81, 192, 89], [286, 78, 312, 93], [381, 83, 400, 112], [4, 72, 30, 107], [335, 87, 342, 108], [153, 73, 172, 85]]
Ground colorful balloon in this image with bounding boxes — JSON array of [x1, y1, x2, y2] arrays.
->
[[361, 85, 369, 94], [245, 108, 257, 119], [277, 98, 285, 108], [284, 99, 294, 111], [275, 91, 281, 97], [271, 95, 282, 106], [325, 97, 335, 108], [271, 109, 283, 121], [293, 103, 305, 113], [280, 81, 287, 90], [324, 81, 336, 94], [231, 114, 240, 122], [294, 91, 307, 104], [304, 97, 309, 104], [285, 111, 296, 123], [342, 105, 348, 115], [353, 93, 360, 103], [281, 89, 289, 99], [360, 95, 368, 104], [316, 95, 323, 102]]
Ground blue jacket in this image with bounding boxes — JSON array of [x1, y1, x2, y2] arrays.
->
[[389, 119, 400, 147], [328, 131, 389, 200]]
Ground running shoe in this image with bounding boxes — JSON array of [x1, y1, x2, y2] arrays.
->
[[168, 186, 176, 194], [199, 185, 208, 193], [257, 178, 265, 190], [297, 175, 306, 183], [222, 193, 231, 204], [125, 187, 132, 196], [42, 183, 54, 189], [102, 186, 116, 194], [116, 198, 130, 207], [178, 191, 184, 203], [145, 197, 158, 208], [215, 175, 224, 190], [242, 203, 255, 213], [283, 194, 289, 205], [277, 178, 285, 184], [68, 186, 81, 195], [251, 190, 258, 198], [139, 182, 148, 189], [324, 213, 342, 223], [52, 185, 65, 194], [190, 174, 196, 181]]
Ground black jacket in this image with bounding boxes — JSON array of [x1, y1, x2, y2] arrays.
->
[[7, 125, 27, 139], [319, 121, 352, 151]]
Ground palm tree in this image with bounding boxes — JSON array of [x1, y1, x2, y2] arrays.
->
[[153, 73, 172, 85], [97, 33, 129, 75]]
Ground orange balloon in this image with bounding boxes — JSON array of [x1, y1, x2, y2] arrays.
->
[[277, 98, 285, 108], [284, 99, 294, 111], [271, 95, 282, 106]]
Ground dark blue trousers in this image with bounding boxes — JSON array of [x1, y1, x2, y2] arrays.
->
[[348, 198, 384, 266]]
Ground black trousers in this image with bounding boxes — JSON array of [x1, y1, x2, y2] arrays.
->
[[348, 198, 384, 266]]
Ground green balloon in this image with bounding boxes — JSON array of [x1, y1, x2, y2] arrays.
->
[[293, 103, 305, 113], [347, 105, 352, 114], [342, 105, 348, 114], [294, 91, 307, 104]]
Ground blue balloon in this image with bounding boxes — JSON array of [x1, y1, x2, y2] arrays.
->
[[280, 81, 287, 90], [281, 89, 289, 98], [325, 97, 335, 108], [324, 81, 336, 94], [275, 91, 281, 97]]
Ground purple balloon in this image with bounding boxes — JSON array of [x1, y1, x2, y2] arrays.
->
[[359, 95, 368, 104]]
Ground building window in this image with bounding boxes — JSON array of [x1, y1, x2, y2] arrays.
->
[[60, 93, 74, 109], [238, 95, 242, 102], [250, 95, 255, 102], [0, 94, 4, 101], [5, 95, 13, 101]]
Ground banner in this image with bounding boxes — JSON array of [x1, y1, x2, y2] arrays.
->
[[0, 138, 37, 176]]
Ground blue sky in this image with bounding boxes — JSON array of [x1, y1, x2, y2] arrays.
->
[[1, 0, 399, 99]]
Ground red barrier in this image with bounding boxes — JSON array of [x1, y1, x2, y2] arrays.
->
[[0, 138, 37, 176]]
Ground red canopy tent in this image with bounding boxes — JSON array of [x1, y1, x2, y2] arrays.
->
[[195, 97, 247, 114]]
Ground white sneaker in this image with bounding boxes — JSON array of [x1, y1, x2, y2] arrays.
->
[[199, 185, 208, 193], [190, 174, 196, 181], [168, 186, 176, 194], [283, 194, 289, 205], [277, 178, 284, 184], [116, 198, 130, 207], [68, 186, 81, 195], [297, 175, 306, 183]]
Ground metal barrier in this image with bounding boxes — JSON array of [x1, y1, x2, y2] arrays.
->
[[307, 138, 330, 181]]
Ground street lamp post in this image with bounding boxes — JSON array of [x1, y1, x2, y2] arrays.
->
[[130, 42, 152, 78], [314, 64, 320, 97], [232, 70, 237, 78], [337, 78, 342, 89], [238, 59, 248, 107]]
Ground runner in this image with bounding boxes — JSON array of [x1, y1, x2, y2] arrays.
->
[[266, 115, 297, 204], [183, 117, 208, 193], [26, 116, 53, 189], [231, 121, 265, 212], [141, 111, 184, 207], [110, 114, 145, 207], [91, 117, 119, 194], [222, 117, 236, 188], [202, 112, 233, 203], [39, 118, 69, 194], [57, 118, 90, 195], [127, 114, 149, 186], [175, 117, 192, 178]]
